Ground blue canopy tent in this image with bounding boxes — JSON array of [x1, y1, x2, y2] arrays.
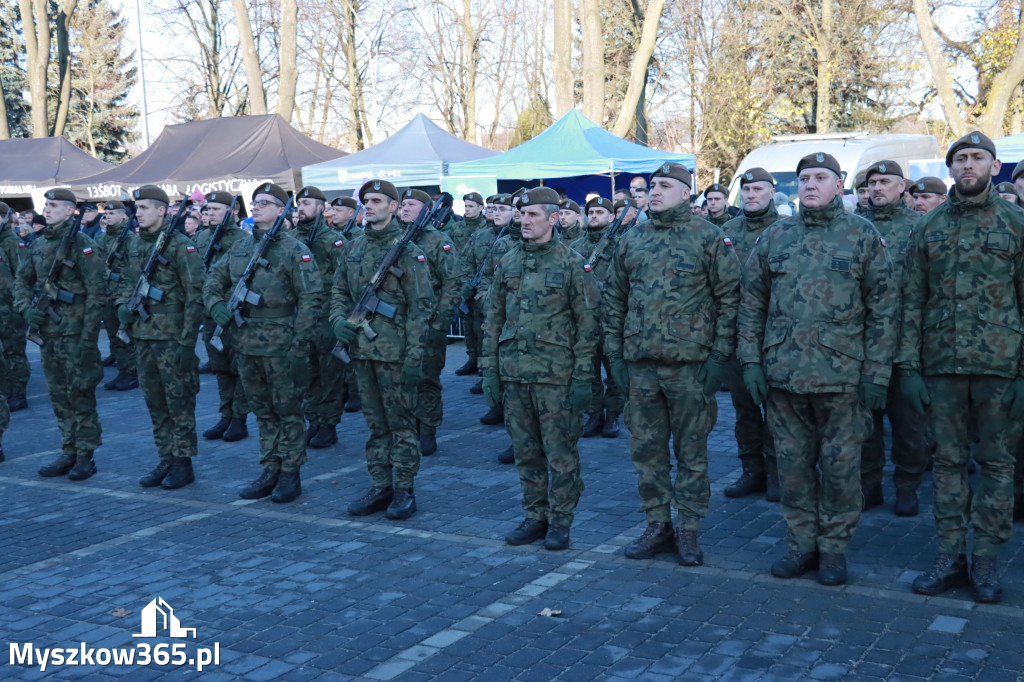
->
[[448, 110, 695, 203]]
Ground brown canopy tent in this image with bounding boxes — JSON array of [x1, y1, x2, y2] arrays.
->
[[0, 137, 112, 200], [66, 114, 347, 201]]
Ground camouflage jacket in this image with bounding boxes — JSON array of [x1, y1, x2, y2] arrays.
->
[[329, 218, 433, 364], [117, 224, 204, 346], [479, 224, 522, 298], [194, 217, 251, 270], [897, 184, 1024, 378], [707, 211, 731, 228], [481, 234, 600, 385], [410, 224, 461, 332], [559, 220, 582, 244], [288, 214, 344, 304], [204, 226, 323, 357], [604, 204, 741, 364], [0, 220, 23, 308], [94, 218, 135, 292], [13, 217, 106, 340], [721, 200, 781, 266], [862, 200, 919, 283], [569, 227, 617, 284], [445, 214, 482, 253], [738, 195, 897, 392], [336, 219, 363, 242], [459, 221, 506, 286]]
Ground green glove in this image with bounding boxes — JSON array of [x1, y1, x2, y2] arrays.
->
[[742, 363, 768, 406], [697, 352, 729, 398], [858, 380, 888, 411], [210, 301, 232, 327], [23, 307, 46, 328], [401, 361, 425, 393], [608, 353, 630, 395], [288, 344, 310, 388], [116, 305, 134, 326], [176, 342, 196, 370], [333, 318, 357, 345], [460, 283, 475, 302], [1001, 377, 1024, 421], [900, 370, 931, 416], [482, 369, 502, 408], [570, 379, 591, 413]]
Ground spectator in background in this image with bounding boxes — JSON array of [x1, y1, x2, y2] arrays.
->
[[80, 202, 103, 238], [184, 213, 201, 237]]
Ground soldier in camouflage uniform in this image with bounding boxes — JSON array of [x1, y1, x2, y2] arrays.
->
[[116, 186, 204, 489], [326, 196, 365, 413], [288, 186, 347, 449], [205, 183, 323, 503], [445, 192, 485, 253], [908, 176, 948, 216], [15, 188, 106, 480], [0, 204, 14, 459], [703, 183, 731, 227], [857, 160, 931, 516], [331, 180, 434, 520], [0, 201, 30, 411], [605, 162, 741, 567], [194, 192, 251, 442], [739, 152, 896, 586], [570, 196, 624, 439], [900, 132, 1024, 604], [482, 187, 600, 549], [95, 201, 139, 392], [854, 172, 870, 214], [558, 199, 583, 243], [720, 168, 781, 501]]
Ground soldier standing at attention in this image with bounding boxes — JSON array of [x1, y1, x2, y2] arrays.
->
[[605, 162, 741, 566], [205, 183, 322, 503], [739, 152, 896, 586], [901, 132, 1024, 604], [482, 187, 600, 549], [859, 160, 931, 516], [703, 183, 731, 227], [194, 192, 251, 443], [908, 177, 948, 216], [558, 199, 583, 243], [325, 196, 364, 413], [116, 186, 204, 489], [446, 192, 485, 253], [996, 182, 1020, 205], [720, 168, 782, 501], [854, 172, 870, 214], [96, 201, 140, 392], [15, 189, 106, 480], [331, 180, 433, 519], [0, 201, 30, 411]]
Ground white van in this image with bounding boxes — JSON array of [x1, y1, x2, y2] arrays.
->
[[727, 133, 941, 205]]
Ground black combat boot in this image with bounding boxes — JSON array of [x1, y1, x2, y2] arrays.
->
[[222, 417, 248, 442], [480, 404, 503, 425], [0, 445, 4, 463], [862, 481, 884, 511], [771, 550, 819, 579], [306, 422, 319, 444], [1015, 492, 1024, 522], [624, 522, 676, 559], [239, 468, 279, 500], [386, 488, 417, 519], [7, 394, 27, 412], [419, 428, 437, 456], [675, 528, 703, 566], [68, 453, 97, 481], [348, 486, 393, 516], [818, 553, 847, 586], [197, 361, 212, 374], [765, 472, 781, 502], [38, 453, 75, 478], [161, 458, 195, 490], [602, 412, 620, 438], [271, 470, 301, 503], [912, 553, 968, 596], [140, 459, 172, 487], [581, 412, 604, 438], [343, 392, 361, 412], [455, 358, 478, 376], [545, 523, 571, 551], [724, 471, 767, 498], [894, 488, 919, 517], [310, 425, 338, 449], [469, 379, 484, 395], [497, 445, 515, 464], [202, 416, 232, 440], [970, 555, 1002, 604], [105, 372, 138, 391], [505, 518, 548, 545]]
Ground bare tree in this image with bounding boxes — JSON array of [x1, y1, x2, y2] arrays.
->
[[231, 0, 267, 114], [19, 0, 49, 137], [610, 0, 665, 138], [51, 0, 79, 137], [276, 0, 297, 121], [579, 0, 603, 122], [552, 0, 572, 117]]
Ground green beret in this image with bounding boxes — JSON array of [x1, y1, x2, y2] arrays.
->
[[739, 167, 775, 187], [491, 193, 514, 207], [703, 183, 728, 198], [44, 188, 78, 203], [133, 184, 170, 205], [945, 131, 996, 167], [650, 161, 693, 188], [1013, 160, 1024, 182], [401, 188, 432, 205], [330, 197, 358, 209], [104, 200, 125, 211], [907, 176, 947, 195], [358, 179, 399, 203], [204, 191, 235, 207], [251, 182, 289, 205], [796, 152, 842, 178], [854, 171, 868, 190], [463, 192, 484, 205], [519, 187, 560, 207], [995, 182, 1017, 195], [613, 197, 636, 211], [559, 199, 581, 213], [585, 196, 614, 214], [865, 160, 904, 181], [485, 195, 498, 205], [296, 186, 326, 202]]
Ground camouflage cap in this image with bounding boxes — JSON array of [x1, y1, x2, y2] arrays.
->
[[559, 199, 581, 213], [1013, 160, 1024, 182], [865, 160, 904, 181], [133, 185, 170, 205], [907, 176, 947, 195], [104, 200, 126, 211], [945, 130, 996, 166], [358, 179, 399, 203], [796, 152, 842, 178], [296, 186, 326, 202], [44, 188, 77, 203], [401, 188, 432, 205], [703, 183, 728, 198], [491, 193, 514, 207], [251, 182, 288, 205], [463, 192, 484, 205], [854, 171, 868, 189], [204, 191, 235, 207], [650, 161, 693, 188], [585, 196, 614, 214], [613, 197, 636, 211], [995, 182, 1017, 195], [519, 187, 560, 207], [739, 167, 775, 187], [330, 196, 358, 209]]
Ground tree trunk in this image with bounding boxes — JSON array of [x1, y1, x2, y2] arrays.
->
[[231, 0, 267, 115], [52, 1, 78, 137], [579, 0, 604, 123], [814, 0, 832, 133], [276, 0, 298, 121], [344, 0, 365, 150], [0, 79, 10, 139], [19, 0, 50, 138], [462, 0, 478, 143], [611, 0, 665, 138], [978, 30, 1024, 137], [553, 0, 573, 118], [911, 0, 968, 137]]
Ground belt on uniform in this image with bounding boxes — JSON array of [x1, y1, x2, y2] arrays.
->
[[241, 306, 296, 319], [147, 303, 184, 314]]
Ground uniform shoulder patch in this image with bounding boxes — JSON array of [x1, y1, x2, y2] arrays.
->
[[583, 263, 592, 272], [334, 239, 344, 247], [301, 253, 312, 262], [417, 254, 426, 262], [186, 245, 196, 253], [82, 247, 93, 255], [879, 237, 887, 247], [723, 237, 733, 246], [17, 242, 25, 248], [443, 244, 452, 251]]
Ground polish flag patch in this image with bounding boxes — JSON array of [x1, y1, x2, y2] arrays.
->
[[443, 244, 452, 251], [879, 237, 887, 247], [18, 242, 25, 248], [723, 237, 733, 246], [417, 254, 426, 262], [186, 245, 196, 253], [301, 254, 312, 262], [584, 263, 592, 272], [334, 239, 344, 247], [82, 247, 93, 255]]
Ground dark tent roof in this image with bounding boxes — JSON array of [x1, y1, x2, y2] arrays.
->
[[67, 114, 346, 200], [0, 137, 112, 199]]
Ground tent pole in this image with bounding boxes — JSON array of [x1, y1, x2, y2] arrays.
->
[[610, 160, 615, 196]]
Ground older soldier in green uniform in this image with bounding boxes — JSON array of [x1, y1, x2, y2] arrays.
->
[[116, 186, 204, 489], [901, 132, 1024, 604], [858, 160, 931, 516], [482, 187, 600, 549], [558, 199, 583, 243], [703, 183, 731, 227], [96, 200, 139, 392], [205, 183, 322, 503], [721, 168, 781, 501], [570, 196, 624, 439], [908, 176, 948, 216], [15, 188, 106, 480], [289, 185, 346, 449], [331, 180, 433, 519], [739, 152, 896, 586], [194, 192, 250, 442], [0, 202, 30, 412], [605, 162, 742, 566]]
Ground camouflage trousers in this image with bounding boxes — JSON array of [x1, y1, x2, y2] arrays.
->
[[203, 319, 248, 419], [464, 299, 483, 360], [625, 361, 715, 529], [504, 382, 584, 524], [135, 339, 198, 459], [588, 341, 625, 415], [237, 353, 307, 472], [926, 375, 1017, 559], [861, 373, 932, 492], [724, 354, 776, 476], [416, 327, 448, 433], [103, 295, 136, 375], [354, 359, 419, 489], [303, 318, 347, 428], [0, 305, 29, 395], [766, 389, 871, 554], [39, 334, 103, 456]]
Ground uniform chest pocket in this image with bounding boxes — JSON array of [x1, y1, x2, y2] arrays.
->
[[676, 259, 696, 275], [767, 251, 790, 274], [829, 251, 853, 274], [544, 272, 564, 288], [986, 232, 1011, 252], [503, 271, 522, 292]]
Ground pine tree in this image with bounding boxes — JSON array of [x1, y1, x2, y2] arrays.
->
[[0, 3, 31, 137]]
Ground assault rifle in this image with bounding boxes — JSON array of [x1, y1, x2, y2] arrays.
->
[[202, 195, 240, 269], [105, 198, 137, 283], [26, 211, 84, 346], [209, 196, 295, 351], [583, 212, 638, 271], [457, 222, 508, 315]]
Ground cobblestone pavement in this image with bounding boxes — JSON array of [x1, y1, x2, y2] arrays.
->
[[2, 336, 1023, 681]]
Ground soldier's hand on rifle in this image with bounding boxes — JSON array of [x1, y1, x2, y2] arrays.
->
[[333, 318, 357, 345], [210, 301, 232, 327], [23, 308, 46, 327], [482, 369, 501, 408], [116, 305, 134, 326], [459, 283, 474, 301]]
